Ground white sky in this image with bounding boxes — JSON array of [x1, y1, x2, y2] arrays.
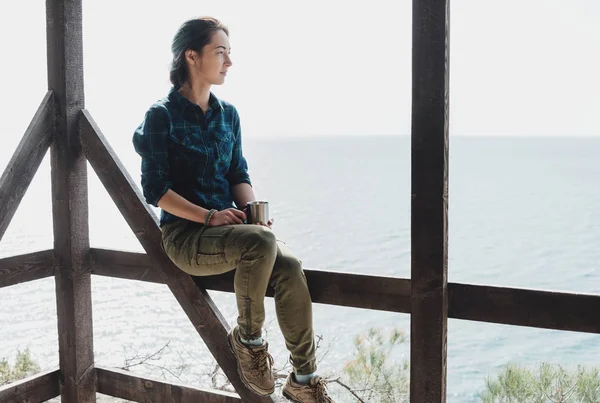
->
[[1, 0, 599, 142]]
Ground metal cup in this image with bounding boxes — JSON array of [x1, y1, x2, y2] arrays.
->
[[247, 201, 269, 225]]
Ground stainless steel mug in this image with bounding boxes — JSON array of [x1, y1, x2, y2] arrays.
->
[[247, 201, 269, 224]]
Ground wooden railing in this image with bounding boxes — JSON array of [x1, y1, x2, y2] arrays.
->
[[3, 248, 600, 334], [1, 0, 598, 402]]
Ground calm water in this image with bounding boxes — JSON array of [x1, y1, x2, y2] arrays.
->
[[1, 135, 599, 402]]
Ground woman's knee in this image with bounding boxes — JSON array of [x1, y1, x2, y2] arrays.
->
[[272, 254, 306, 286], [237, 225, 277, 259], [279, 254, 303, 272]]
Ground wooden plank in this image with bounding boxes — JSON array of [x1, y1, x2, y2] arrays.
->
[[410, 0, 451, 401], [304, 269, 411, 313], [46, 0, 96, 401], [89, 248, 412, 313], [449, 283, 600, 334], [80, 111, 272, 403], [0, 91, 54, 242], [89, 248, 600, 334], [0, 368, 60, 402], [96, 366, 242, 403], [89, 248, 163, 283], [0, 250, 55, 288]]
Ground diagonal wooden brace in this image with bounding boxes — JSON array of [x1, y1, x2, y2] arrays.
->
[[0, 91, 54, 242]]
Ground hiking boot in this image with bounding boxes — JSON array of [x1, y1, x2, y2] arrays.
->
[[227, 326, 275, 396], [282, 374, 334, 402]]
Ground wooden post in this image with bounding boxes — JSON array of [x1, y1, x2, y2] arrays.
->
[[410, 0, 450, 401], [47, 0, 96, 401]]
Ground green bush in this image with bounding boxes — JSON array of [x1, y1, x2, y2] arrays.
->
[[0, 348, 41, 386], [342, 327, 410, 403], [480, 362, 600, 403]]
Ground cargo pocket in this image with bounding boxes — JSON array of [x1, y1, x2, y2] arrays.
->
[[196, 226, 233, 266]]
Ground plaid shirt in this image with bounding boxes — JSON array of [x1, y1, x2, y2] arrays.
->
[[132, 88, 251, 226]]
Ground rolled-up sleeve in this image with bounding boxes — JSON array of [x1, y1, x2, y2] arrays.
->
[[132, 105, 173, 207], [226, 109, 252, 186]]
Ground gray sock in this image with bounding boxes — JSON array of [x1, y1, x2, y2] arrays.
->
[[294, 372, 316, 385], [240, 335, 263, 347]]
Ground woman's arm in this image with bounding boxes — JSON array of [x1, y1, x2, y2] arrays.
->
[[158, 189, 246, 225], [157, 189, 209, 223], [226, 108, 252, 206], [231, 182, 256, 209], [132, 106, 173, 208]]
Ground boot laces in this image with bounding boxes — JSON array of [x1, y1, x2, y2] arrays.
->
[[250, 346, 273, 375], [313, 377, 331, 402]]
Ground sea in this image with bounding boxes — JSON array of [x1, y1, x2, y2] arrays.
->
[[1, 134, 599, 402]]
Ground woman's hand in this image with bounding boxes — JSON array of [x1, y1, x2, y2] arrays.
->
[[209, 208, 246, 226], [241, 206, 275, 229], [254, 218, 275, 229]]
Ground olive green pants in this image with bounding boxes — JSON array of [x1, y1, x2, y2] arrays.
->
[[161, 219, 317, 375]]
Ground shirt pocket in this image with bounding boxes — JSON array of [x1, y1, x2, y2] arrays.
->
[[171, 126, 199, 148], [169, 127, 212, 165], [213, 130, 234, 163]]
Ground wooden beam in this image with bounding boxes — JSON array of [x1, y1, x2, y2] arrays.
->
[[449, 283, 600, 334], [96, 366, 242, 403], [0, 368, 60, 402], [89, 248, 163, 283], [0, 91, 54, 242], [303, 269, 411, 313], [80, 111, 272, 403], [89, 248, 412, 313], [47, 0, 96, 401], [410, 0, 450, 401], [0, 250, 54, 288], [89, 248, 600, 334]]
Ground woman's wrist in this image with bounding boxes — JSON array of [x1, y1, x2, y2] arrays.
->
[[195, 207, 213, 225], [204, 209, 218, 226]]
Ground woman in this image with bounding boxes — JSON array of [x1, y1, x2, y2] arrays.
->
[[132, 17, 333, 403]]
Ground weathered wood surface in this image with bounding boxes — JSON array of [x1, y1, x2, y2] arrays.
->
[[47, 0, 96, 401], [96, 366, 242, 403], [0, 91, 54, 242], [449, 283, 600, 333], [302, 268, 411, 312], [89, 248, 600, 333], [90, 248, 412, 313], [0, 250, 54, 288], [80, 111, 272, 403], [0, 368, 60, 402], [410, 0, 451, 401], [3, 245, 597, 334]]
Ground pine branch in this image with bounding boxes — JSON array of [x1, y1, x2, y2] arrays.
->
[[329, 377, 366, 403]]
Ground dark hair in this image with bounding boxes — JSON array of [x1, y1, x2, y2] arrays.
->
[[170, 17, 229, 89]]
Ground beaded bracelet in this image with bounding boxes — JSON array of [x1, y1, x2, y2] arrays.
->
[[205, 209, 217, 226]]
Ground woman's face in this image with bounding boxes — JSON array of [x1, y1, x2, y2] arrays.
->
[[187, 29, 232, 86]]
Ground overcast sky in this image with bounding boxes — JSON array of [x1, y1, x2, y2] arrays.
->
[[1, 0, 598, 151]]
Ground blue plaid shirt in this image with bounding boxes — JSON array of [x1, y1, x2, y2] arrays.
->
[[132, 88, 251, 226]]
